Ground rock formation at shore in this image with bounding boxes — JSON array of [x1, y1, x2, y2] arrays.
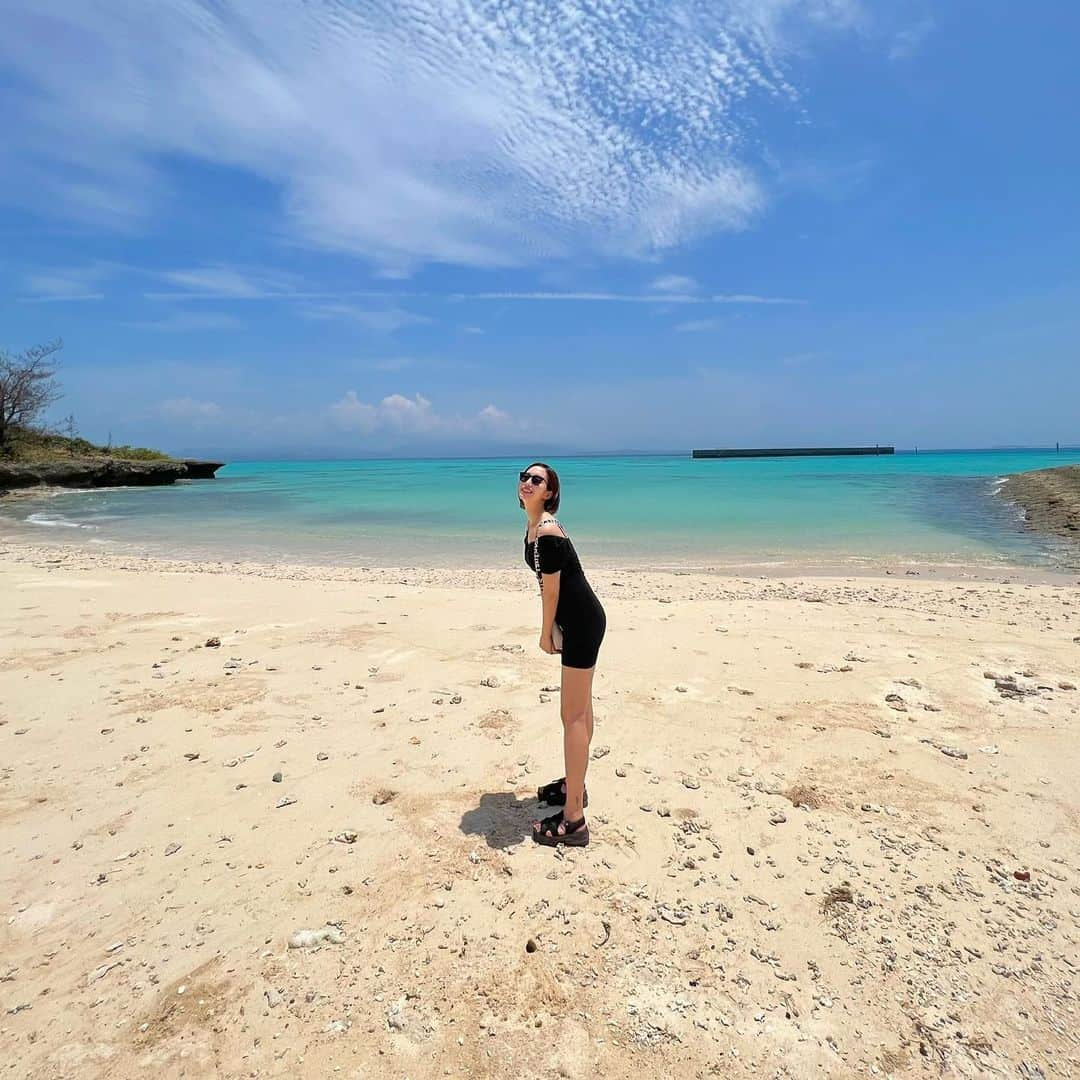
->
[[0, 457, 223, 494], [999, 464, 1080, 541]]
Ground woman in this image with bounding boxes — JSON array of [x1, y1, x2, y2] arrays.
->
[[519, 462, 606, 847]]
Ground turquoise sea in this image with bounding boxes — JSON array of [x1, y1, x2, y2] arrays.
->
[[2, 450, 1079, 572]]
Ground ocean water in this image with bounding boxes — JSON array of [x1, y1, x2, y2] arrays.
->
[[3, 450, 1079, 571]]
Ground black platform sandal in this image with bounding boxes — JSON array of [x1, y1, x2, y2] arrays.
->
[[532, 811, 590, 847], [536, 777, 589, 809]]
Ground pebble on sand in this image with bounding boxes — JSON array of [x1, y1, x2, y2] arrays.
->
[[287, 926, 345, 949]]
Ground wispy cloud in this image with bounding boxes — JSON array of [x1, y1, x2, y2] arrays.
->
[[889, 17, 936, 61], [144, 270, 803, 308], [19, 266, 110, 303], [649, 274, 699, 295], [132, 311, 243, 332], [18, 291, 105, 305], [160, 397, 224, 422], [300, 303, 430, 334], [675, 318, 724, 333], [1, 1, 867, 271], [158, 265, 295, 299], [455, 291, 803, 305], [713, 294, 805, 305]]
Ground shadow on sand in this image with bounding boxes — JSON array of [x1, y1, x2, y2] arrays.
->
[[459, 791, 544, 850]]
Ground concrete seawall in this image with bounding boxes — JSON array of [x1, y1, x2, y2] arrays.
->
[[693, 446, 895, 459]]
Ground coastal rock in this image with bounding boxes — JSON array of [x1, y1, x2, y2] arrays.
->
[[998, 464, 1080, 542], [0, 458, 221, 493], [181, 459, 224, 479]]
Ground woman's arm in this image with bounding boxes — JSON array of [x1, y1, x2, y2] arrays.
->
[[537, 522, 563, 653], [540, 569, 561, 649]]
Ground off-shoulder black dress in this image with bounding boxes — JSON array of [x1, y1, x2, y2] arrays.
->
[[525, 528, 606, 669]]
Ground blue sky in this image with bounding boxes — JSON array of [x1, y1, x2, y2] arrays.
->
[[2, 0, 1078, 457]]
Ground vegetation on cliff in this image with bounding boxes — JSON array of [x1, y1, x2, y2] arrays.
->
[[5, 426, 172, 463], [1, 340, 171, 463]]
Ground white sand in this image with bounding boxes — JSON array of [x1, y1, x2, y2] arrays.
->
[[1, 542, 1078, 1079]]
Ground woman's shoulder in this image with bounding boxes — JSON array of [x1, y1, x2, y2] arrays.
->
[[536, 517, 566, 538]]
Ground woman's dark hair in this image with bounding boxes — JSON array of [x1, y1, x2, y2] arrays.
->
[[521, 461, 560, 513]]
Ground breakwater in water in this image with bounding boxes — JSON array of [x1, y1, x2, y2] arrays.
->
[[693, 446, 895, 459]]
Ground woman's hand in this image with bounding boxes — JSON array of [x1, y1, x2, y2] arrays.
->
[[539, 632, 558, 655]]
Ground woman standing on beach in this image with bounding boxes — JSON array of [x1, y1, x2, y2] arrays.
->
[[520, 463, 606, 847]]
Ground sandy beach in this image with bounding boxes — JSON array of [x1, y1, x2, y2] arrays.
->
[[2, 541, 1078, 1079]]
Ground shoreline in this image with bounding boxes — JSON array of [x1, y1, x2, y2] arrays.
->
[[4, 452, 1080, 584], [3, 527, 1078, 588]]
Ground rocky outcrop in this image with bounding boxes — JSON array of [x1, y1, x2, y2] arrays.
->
[[999, 465, 1080, 542], [0, 458, 222, 494], [181, 459, 225, 479]]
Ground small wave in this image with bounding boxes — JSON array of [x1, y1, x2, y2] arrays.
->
[[26, 513, 89, 529]]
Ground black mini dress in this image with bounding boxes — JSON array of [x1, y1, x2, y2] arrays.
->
[[525, 528, 606, 670]]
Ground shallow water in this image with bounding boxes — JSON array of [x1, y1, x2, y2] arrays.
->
[[3, 450, 1079, 571]]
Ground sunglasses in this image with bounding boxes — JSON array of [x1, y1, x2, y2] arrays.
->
[[519, 471, 547, 486]]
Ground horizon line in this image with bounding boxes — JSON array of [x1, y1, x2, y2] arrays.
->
[[170, 445, 1080, 464]]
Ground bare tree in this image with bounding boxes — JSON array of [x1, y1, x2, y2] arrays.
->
[[60, 413, 80, 455], [0, 340, 63, 451]]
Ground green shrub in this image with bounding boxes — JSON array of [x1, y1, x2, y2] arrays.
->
[[3, 426, 173, 463]]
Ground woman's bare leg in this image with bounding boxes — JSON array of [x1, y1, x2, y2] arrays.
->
[[557, 698, 592, 801], [559, 664, 595, 823]]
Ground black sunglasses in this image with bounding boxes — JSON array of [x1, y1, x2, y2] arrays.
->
[[519, 471, 547, 486]]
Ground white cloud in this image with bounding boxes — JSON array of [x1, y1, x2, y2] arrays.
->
[[328, 391, 378, 434], [475, 404, 516, 434], [0, 1, 867, 271], [329, 390, 523, 439], [649, 274, 699, 295], [379, 393, 439, 433], [329, 391, 440, 435], [160, 397, 224, 421]]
